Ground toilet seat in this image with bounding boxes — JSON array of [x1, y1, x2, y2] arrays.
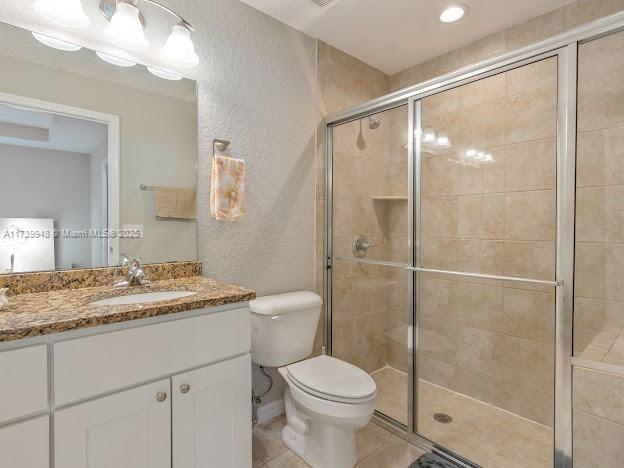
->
[[285, 355, 376, 404]]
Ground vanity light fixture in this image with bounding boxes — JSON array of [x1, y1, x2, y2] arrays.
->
[[33, 0, 90, 29], [95, 50, 137, 67], [99, 0, 199, 68], [439, 4, 467, 23], [162, 24, 199, 68], [32, 32, 82, 51], [147, 66, 183, 81], [103, 1, 149, 51]]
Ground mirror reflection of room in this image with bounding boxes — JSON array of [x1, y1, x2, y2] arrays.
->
[[0, 20, 198, 273], [0, 104, 109, 272]]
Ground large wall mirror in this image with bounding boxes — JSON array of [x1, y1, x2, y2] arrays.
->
[[0, 21, 198, 274]]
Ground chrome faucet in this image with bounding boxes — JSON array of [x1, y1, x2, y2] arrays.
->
[[113, 258, 150, 287]]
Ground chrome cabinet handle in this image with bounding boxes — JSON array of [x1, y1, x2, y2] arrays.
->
[[180, 383, 191, 394], [156, 391, 167, 402]]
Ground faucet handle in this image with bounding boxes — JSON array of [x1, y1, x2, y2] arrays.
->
[[119, 253, 131, 267]]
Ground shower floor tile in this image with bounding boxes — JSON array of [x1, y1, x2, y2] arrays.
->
[[371, 366, 553, 468]]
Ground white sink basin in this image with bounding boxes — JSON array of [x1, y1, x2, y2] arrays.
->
[[90, 291, 197, 306]]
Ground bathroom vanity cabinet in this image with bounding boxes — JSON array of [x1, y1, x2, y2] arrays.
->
[[0, 305, 252, 468]]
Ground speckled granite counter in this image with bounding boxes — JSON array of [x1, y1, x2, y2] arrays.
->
[[0, 276, 255, 342]]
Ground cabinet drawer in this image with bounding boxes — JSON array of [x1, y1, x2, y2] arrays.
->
[[54, 307, 250, 405], [0, 345, 48, 423], [0, 416, 49, 468]]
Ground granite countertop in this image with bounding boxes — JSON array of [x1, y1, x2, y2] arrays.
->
[[0, 276, 256, 342]]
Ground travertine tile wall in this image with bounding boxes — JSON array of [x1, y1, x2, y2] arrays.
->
[[330, 105, 409, 374], [572, 28, 624, 468], [575, 29, 624, 361], [573, 367, 624, 467], [314, 42, 391, 357], [315, 44, 411, 377], [315, 0, 624, 457], [390, 0, 624, 92], [417, 57, 557, 428]]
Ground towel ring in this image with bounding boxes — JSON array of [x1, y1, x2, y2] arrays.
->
[[213, 139, 230, 157]]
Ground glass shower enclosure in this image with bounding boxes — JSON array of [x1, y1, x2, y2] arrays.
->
[[325, 38, 582, 467]]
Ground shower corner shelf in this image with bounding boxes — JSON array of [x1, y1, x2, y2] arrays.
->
[[372, 195, 408, 201]]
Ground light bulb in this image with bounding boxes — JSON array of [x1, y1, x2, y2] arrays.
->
[[440, 5, 466, 23], [147, 66, 183, 81], [33, 0, 89, 29], [104, 2, 149, 51], [162, 24, 199, 68], [32, 32, 81, 51], [96, 50, 136, 67]]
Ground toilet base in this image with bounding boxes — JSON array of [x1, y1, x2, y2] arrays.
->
[[282, 419, 358, 468], [281, 387, 359, 468]]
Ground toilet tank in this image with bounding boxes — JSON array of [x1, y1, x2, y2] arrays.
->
[[250, 291, 322, 368]]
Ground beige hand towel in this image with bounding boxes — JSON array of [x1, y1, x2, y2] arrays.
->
[[154, 187, 196, 220]]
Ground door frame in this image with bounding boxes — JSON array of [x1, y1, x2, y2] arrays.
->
[[0, 91, 121, 267]]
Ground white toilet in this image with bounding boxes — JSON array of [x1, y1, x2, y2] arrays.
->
[[250, 291, 377, 468]]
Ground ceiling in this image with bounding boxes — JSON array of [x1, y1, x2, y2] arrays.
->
[[0, 104, 108, 154], [238, 0, 576, 74], [0, 20, 196, 102]]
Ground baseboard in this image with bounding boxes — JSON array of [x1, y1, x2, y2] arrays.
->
[[256, 398, 284, 424]]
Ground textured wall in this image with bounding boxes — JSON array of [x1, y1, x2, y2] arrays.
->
[[0, 0, 317, 411], [0, 0, 317, 295]]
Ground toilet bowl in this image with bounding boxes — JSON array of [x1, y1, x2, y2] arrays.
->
[[250, 292, 377, 468], [278, 356, 376, 468]]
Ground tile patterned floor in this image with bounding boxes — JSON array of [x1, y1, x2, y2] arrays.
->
[[372, 366, 553, 468], [252, 415, 425, 468]]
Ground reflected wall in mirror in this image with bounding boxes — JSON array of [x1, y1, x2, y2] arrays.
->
[[0, 21, 198, 274]]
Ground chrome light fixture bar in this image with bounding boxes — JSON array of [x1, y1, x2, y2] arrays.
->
[[100, 0, 199, 68]]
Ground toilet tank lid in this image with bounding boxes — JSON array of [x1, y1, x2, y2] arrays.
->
[[249, 291, 322, 316]]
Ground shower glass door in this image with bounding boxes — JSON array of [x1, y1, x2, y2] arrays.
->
[[414, 56, 558, 467], [329, 105, 412, 426]]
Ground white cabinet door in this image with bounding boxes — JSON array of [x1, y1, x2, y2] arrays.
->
[[55, 379, 171, 468], [172, 354, 252, 468], [0, 416, 49, 468]]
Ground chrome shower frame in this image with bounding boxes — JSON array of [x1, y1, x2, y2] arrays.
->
[[324, 10, 624, 467]]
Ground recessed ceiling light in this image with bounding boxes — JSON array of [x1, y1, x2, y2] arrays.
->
[[32, 32, 82, 51], [440, 5, 467, 23]]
